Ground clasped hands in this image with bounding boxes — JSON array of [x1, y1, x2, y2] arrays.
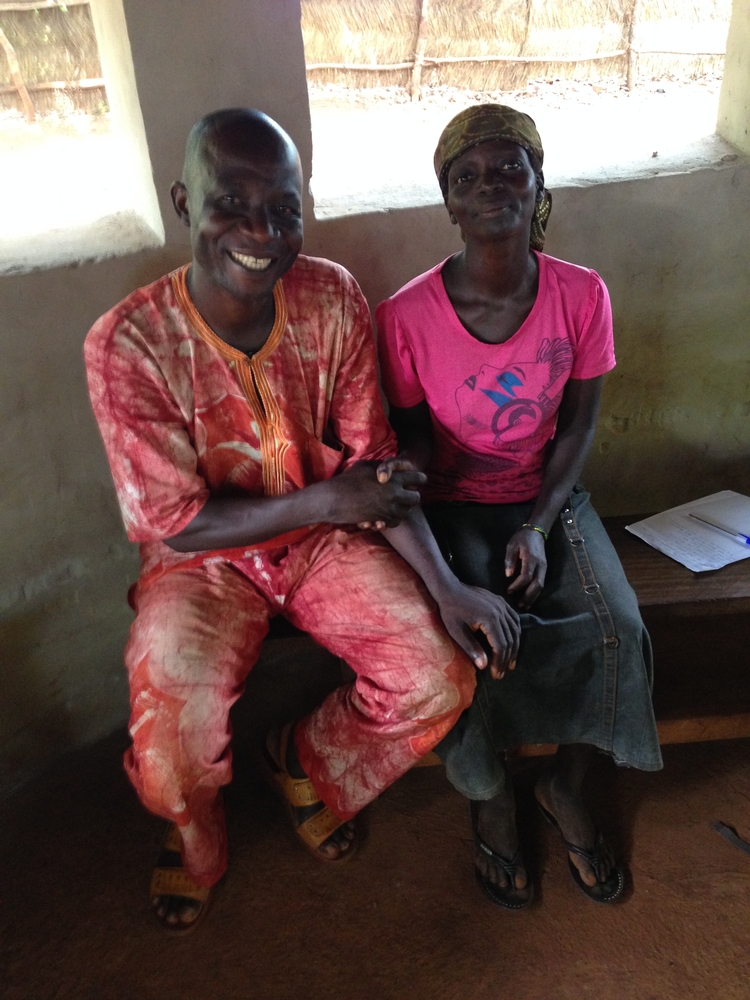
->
[[323, 457, 426, 531]]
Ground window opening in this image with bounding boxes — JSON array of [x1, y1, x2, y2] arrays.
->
[[302, 0, 734, 219], [0, 0, 163, 274]]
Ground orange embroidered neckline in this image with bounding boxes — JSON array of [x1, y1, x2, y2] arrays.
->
[[171, 264, 288, 363]]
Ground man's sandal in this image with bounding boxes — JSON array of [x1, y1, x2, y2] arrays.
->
[[266, 722, 357, 863], [150, 823, 212, 933], [537, 802, 626, 904], [470, 801, 534, 910]]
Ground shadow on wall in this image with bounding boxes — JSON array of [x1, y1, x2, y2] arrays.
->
[[0, 553, 137, 797], [585, 433, 750, 516]]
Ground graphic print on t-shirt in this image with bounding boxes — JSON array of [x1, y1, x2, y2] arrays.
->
[[455, 337, 573, 462]]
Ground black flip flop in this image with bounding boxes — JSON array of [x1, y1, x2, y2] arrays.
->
[[470, 801, 534, 910], [537, 801, 626, 904]]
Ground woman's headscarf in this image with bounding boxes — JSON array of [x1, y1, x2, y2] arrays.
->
[[433, 104, 552, 251]]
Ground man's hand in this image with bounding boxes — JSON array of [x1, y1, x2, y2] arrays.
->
[[434, 579, 521, 680], [324, 460, 426, 530], [505, 527, 547, 610], [358, 456, 421, 530]]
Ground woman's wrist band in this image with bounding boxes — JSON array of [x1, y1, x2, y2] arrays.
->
[[521, 522, 549, 541]]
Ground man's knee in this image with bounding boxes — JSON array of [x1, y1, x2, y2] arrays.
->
[[126, 564, 268, 687], [412, 646, 476, 725], [124, 736, 231, 824], [445, 648, 477, 716], [125, 742, 188, 821], [124, 670, 233, 820]]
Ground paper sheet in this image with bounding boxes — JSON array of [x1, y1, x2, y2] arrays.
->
[[625, 491, 750, 573]]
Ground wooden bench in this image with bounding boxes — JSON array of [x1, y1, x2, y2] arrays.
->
[[601, 515, 750, 747], [605, 516, 750, 619], [267, 515, 750, 763]]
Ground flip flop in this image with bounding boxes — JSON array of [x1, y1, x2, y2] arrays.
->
[[150, 823, 213, 933], [264, 722, 358, 864], [537, 801, 625, 904], [470, 801, 534, 910]]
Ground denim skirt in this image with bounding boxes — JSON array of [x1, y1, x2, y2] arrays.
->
[[425, 485, 663, 800]]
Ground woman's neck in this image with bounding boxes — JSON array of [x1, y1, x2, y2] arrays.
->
[[454, 232, 536, 300], [442, 233, 540, 345]]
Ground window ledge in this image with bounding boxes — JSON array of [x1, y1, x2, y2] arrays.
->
[[309, 85, 743, 220], [0, 127, 164, 275]]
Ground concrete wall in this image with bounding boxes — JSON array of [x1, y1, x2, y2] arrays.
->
[[718, 0, 750, 155], [0, 0, 748, 796]]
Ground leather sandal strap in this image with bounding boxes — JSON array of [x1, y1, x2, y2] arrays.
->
[[273, 769, 321, 807], [275, 723, 322, 807], [162, 823, 183, 854], [296, 805, 346, 850], [150, 867, 211, 902], [470, 802, 523, 877]]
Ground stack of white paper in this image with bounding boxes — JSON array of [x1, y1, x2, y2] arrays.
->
[[626, 491, 750, 573]]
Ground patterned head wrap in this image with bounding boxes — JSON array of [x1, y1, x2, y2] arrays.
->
[[433, 104, 552, 251]]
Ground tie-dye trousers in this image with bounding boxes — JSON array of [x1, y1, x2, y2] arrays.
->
[[124, 525, 475, 885]]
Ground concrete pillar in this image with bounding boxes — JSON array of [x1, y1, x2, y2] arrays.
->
[[717, 0, 750, 154]]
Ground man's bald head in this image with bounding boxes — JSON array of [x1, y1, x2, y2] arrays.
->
[[182, 108, 301, 192], [171, 108, 305, 311]]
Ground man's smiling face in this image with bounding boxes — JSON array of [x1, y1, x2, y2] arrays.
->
[[172, 121, 304, 304]]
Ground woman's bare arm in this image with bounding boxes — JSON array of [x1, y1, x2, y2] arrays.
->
[[387, 401, 434, 471], [505, 375, 605, 607]]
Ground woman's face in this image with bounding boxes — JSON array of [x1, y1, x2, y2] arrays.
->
[[445, 138, 543, 243]]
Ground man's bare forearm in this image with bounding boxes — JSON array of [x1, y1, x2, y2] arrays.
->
[[165, 484, 333, 552], [166, 462, 426, 553]]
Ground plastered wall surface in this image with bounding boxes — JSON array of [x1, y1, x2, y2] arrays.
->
[[718, 0, 750, 155], [0, 0, 748, 795]]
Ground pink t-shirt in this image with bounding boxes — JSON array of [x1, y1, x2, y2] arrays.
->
[[376, 252, 615, 504]]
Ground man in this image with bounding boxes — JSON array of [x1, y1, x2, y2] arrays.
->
[[85, 109, 519, 931]]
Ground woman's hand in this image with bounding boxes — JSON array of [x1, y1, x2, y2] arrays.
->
[[505, 527, 547, 610], [433, 579, 521, 680]]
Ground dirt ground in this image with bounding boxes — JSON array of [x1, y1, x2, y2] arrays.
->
[[308, 74, 732, 217], [0, 111, 122, 239]]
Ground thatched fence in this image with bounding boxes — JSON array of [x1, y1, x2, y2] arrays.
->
[[0, 0, 730, 121], [302, 0, 730, 99], [0, 0, 106, 121]]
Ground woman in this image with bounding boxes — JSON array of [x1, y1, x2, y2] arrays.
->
[[375, 105, 662, 909]]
